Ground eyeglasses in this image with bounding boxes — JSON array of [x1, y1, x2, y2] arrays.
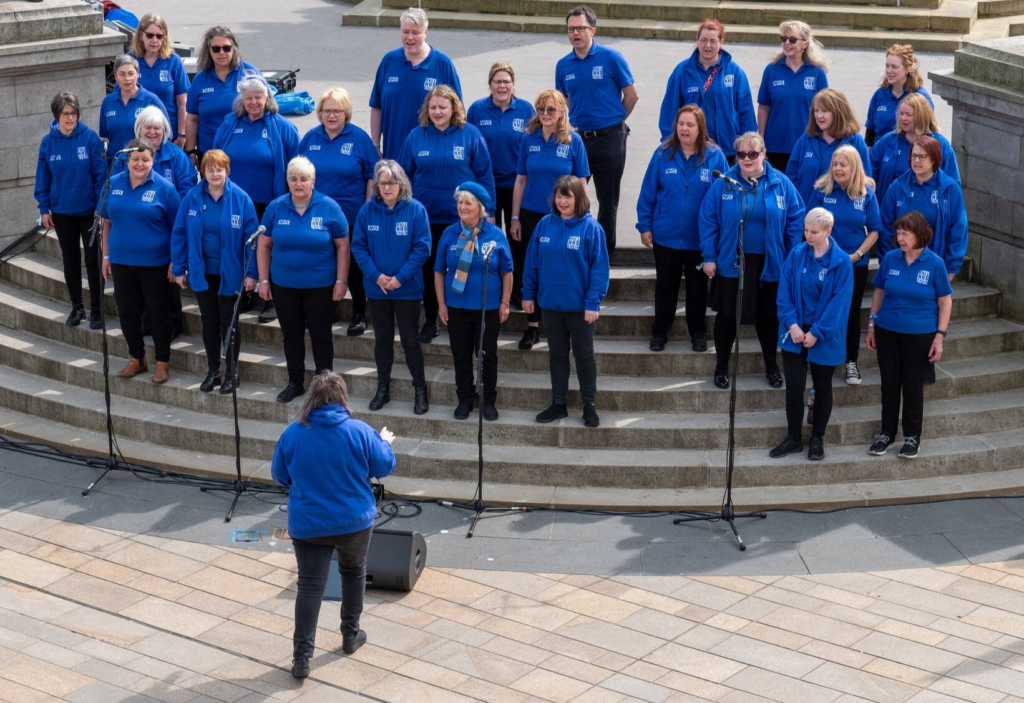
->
[[378, 181, 398, 188], [735, 150, 763, 161], [144, 31, 165, 40], [697, 38, 720, 46], [322, 109, 345, 117], [566, 26, 592, 34], [780, 35, 802, 44], [537, 107, 560, 115], [209, 44, 233, 53], [59, 110, 78, 118], [910, 153, 930, 161], [491, 79, 513, 86]]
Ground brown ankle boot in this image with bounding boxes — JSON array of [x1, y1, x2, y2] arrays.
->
[[116, 357, 147, 378], [152, 361, 169, 384]]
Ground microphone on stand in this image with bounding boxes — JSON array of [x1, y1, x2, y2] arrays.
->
[[712, 169, 743, 188], [481, 240, 497, 261], [115, 145, 146, 156], [245, 225, 266, 246]]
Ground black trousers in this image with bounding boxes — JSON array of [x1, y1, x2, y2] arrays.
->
[[766, 152, 791, 173], [272, 283, 335, 385], [712, 276, 780, 376], [421, 222, 449, 324], [781, 348, 835, 441], [194, 274, 240, 375], [367, 298, 425, 386], [512, 208, 545, 323], [348, 255, 366, 318], [52, 213, 101, 312], [847, 265, 869, 363], [111, 264, 171, 363], [291, 527, 372, 661], [652, 244, 707, 339], [447, 306, 500, 405], [876, 325, 933, 439], [141, 278, 182, 339], [494, 187, 514, 236], [543, 308, 597, 405], [582, 122, 628, 252]]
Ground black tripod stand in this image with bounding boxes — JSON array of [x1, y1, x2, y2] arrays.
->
[[673, 173, 766, 550]]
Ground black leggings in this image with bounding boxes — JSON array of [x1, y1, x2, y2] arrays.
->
[[194, 274, 240, 375], [512, 208, 545, 324], [367, 298, 425, 386], [652, 244, 707, 339], [847, 265, 869, 363], [52, 213, 101, 311], [494, 187, 514, 236], [272, 283, 335, 385], [781, 348, 835, 440], [447, 306, 500, 405], [421, 223, 449, 325], [713, 279, 780, 376]]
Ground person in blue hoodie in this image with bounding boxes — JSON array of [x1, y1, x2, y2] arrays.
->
[[369, 8, 462, 160], [522, 175, 610, 428], [699, 132, 805, 390], [771, 208, 853, 461], [435, 183, 514, 421], [299, 87, 379, 337], [113, 106, 197, 198], [864, 44, 933, 146], [637, 104, 728, 353], [870, 93, 959, 203], [878, 135, 968, 280], [657, 20, 756, 162], [756, 20, 829, 173], [398, 84, 495, 345], [808, 145, 882, 386], [351, 160, 433, 415], [127, 15, 190, 146], [271, 372, 396, 679], [100, 54, 170, 154], [785, 89, 871, 206], [184, 26, 259, 157], [170, 149, 259, 394], [35, 92, 106, 329]]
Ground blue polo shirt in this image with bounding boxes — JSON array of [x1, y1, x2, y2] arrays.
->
[[186, 61, 259, 153], [865, 86, 933, 138], [100, 170, 181, 267], [434, 221, 514, 310], [261, 192, 349, 289], [555, 41, 635, 131], [370, 47, 462, 160], [516, 130, 590, 214], [129, 52, 190, 132], [756, 61, 828, 153], [298, 123, 377, 226], [467, 96, 536, 190], [201, 188, 224, 271], [873, 247, 953, 335], [219, 115, 276, 205], [99, 87, 170, 153], [808, 186, 882, 267]]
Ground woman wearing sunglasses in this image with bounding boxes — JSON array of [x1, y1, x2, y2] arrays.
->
[[128, 14, 190, 148]]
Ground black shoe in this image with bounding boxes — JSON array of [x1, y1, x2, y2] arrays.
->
[[258, 300, 277, 323], [66, 306, 86, 327], [692, 332, 708, 352], [369, 382, 390, 411], [347, 313, 366, 337], [89, 309, 103, 330], [649, 335, 666, 352], [536, 403, 568, 423], [713, 373, 729, 389], [199, 370, 221, 393], [868, 434, 894, 456], [277, 382, 305, 403], [924, 363, 936, 386], [766, 371, 784, 389], [518, 326, 540, 350], [291, 658, 310, 678], [808, 437, 824, 461], [219, 373, 237, 395], [484, 404, 499, 421], [419, 321, 438, 344], [899, 436, 920, 459], [454, 402, 472, 420], [582, 404, 599, 428], [413, 385, 429, 415], [769, 436, 803, 458], [342, 629, 366, 654]]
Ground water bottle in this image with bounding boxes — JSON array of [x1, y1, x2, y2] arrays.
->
[[806, 390, 815, 425]]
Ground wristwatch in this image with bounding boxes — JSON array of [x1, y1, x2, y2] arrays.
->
[[937, 329, 947, 337], [176, 133, 186, 139]]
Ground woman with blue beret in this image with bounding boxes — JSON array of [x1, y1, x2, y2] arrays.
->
[[756, 20, 829, 173], [100, 54, 170, 154], [699, 131, 805, 390], [770, 208, 853, 461], [657, 19, 756, 162], [128, 14, 189, 147], [434, 182, 513, 421], [35, 92, 106, 329], [522, 175, 610, 429], [865, 44, 933, 147], [398, 84, 495, 346], [637, 104, 728, 352], [171, 149, 259, 394]]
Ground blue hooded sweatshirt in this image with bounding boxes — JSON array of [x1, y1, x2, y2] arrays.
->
[[113, 141, 197, 198], [698, 161, 805, 282], [785, 132, 872, 206], [398, 123, 496, 227], [351, 197, 433, 301], [757, 60, 829, 154], [171, 178, 259, 295], [865, 86, 933, 141], [434, 220, 514, 310], [878, 169, 968, 275], [869, 130, 959, 202], [298, 123, 378, 225], [35, 120, 105, 217], [636, 143, 729, 251], [271, 404, 396, 539], [213, 111, 300, 204], [99, 86, 170, 153], [186, 61, 260, 153], [807, 185, 882, 268], [521, 212, 610, 313], [776, 238, 854, 366], [657, 48, 757, 157]]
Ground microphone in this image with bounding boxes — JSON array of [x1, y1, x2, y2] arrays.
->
[[481, 240, 497, 261], [746, 176, 758, 188], [712, 169, 742, 187], [246, 225, 266, 246], [115, 145, 146, 155]]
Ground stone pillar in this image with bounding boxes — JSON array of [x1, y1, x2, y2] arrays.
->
[[930, 38, 1024, 321], [0, 0, 124, 243]]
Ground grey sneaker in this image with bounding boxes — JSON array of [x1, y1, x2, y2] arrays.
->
[[845, 361, 862, 385]]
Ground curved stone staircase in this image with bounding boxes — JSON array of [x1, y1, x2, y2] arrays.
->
[[2, 231, 1024, 509]]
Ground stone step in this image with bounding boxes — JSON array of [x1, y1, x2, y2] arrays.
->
[[978, 0, 1024, 17]]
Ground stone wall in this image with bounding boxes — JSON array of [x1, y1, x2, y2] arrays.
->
[[931, 37, 1024, 322]]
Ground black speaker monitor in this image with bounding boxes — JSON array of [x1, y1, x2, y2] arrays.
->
[[325, 529, 427, 598]]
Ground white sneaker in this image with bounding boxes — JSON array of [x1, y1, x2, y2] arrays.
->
[[845, 361, 862, 385]]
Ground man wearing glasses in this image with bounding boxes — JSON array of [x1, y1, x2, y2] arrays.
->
[[555, 5, 639, 253]]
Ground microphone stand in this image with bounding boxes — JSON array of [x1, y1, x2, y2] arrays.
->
[[673, 176, 766, 550]]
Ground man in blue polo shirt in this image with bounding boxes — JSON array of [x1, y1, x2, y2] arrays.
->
[[555, 5, 639, 253]]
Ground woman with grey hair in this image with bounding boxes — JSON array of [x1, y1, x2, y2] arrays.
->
[[100, 54, 169, 153], [351, 160, 433, 414], [113, 105, 196, 198]]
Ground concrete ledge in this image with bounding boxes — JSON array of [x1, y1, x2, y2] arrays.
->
[[0, 0, 101, 45]]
